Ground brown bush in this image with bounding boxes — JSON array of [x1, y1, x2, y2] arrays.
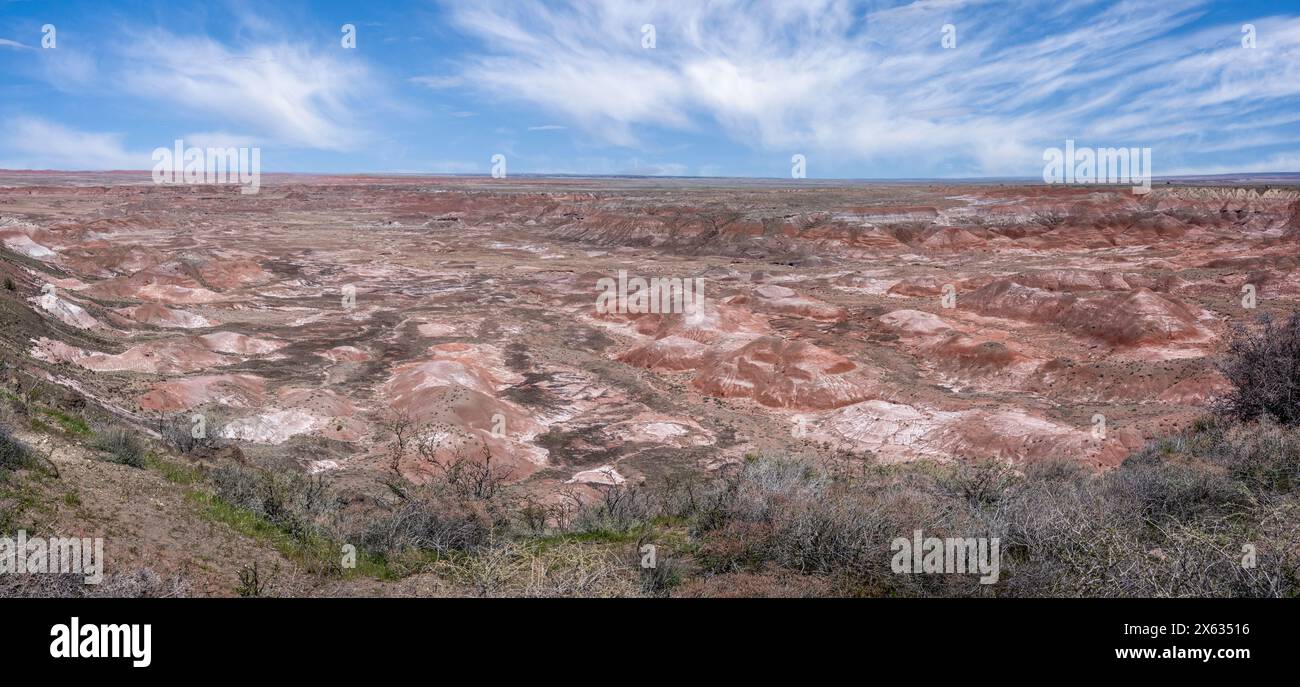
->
[[1216, 312, 1300, 426]]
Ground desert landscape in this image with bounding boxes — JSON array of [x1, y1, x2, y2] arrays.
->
[[1, 172, 1298, 596], [5, 3, 1300, 677]]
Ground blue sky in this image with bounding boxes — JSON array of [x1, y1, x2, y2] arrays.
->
[[1, 0, 1298, 178]]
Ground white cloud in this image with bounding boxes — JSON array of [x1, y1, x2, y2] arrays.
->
[[528, 124, 567, 131], [0, 38, 31, 50], [118, 31, 377, 151], [0, 117, 147, 170], [442, 0, 1300, 176]]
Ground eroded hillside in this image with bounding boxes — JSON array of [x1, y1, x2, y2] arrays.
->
[[3, 173, 1298, 510]]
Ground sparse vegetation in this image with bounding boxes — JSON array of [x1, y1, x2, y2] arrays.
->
[[182, 414, 1297, 597], [355, 486, 497, 564], [39, 408, 91, 438], [236, 561, 272, 598], [146, 453, 205, 485], [210, 465, 340, 544], [159, 412, 221, 454], [0, 356, 1294, 597], [1217, 311, 1300, 427], [0, 567, 190, 598], [3, 391, 1296, 598], [0, 424, 36, 472], [93, 428, 148, 468]]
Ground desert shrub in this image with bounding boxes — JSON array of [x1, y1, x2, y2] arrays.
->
[[638, 552, 683, 596], [686, 456, 819, 541], [0, 572, 90, 598], [694, 519, 777, 573], [763, 483, 884, 577], [159, 411, 222, 454], [996, 424, 1299, 597], [121, 412, 1293, 597], [435, 451, 512, 501], [997, 475, 1148, 596], [779, 481, 994, 597], [703, 455, 828, 528], [1022, 456, 1090, 483], [0, 567, 190, 598], [355, 490, 495, 561], [210, 465, 340, 541], [96, 568, 191, 598], [515, 498, 549, 535], [1204, 420, 1300, 494], [681, 456, 994, 596], [571, 484, 654, 535], [1216, 312, 1300, 426], [668, 445, 1296, 598], [941, 459, 1019, 507], [200, 423, 1291, 597], [410, 428, 513, 500], [0, 424, 35, 472], [236, 562, 272, 598], [432, 539, 640, 598], [1104, 462, 1253, 522], [93, 428, 148, 468], [644, 474, 713, 523], [672, 571, 833, 598]]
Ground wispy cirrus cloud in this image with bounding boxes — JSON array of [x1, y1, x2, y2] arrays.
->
[[1, 10, 391, 170], [442, 0, 1300, 175], [117, 31, 377, 151], [2, 1, 1296, 176]]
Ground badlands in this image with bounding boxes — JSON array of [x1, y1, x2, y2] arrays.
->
[[2, 172, 1298, 500]]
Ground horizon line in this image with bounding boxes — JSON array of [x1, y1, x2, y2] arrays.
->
[[2, 169, 1300, 184]]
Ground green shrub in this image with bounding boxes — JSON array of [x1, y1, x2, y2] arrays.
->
[[39, 408, 91, 437]]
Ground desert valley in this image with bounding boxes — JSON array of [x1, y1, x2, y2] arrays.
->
[[2, 173, 1298, 596]]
